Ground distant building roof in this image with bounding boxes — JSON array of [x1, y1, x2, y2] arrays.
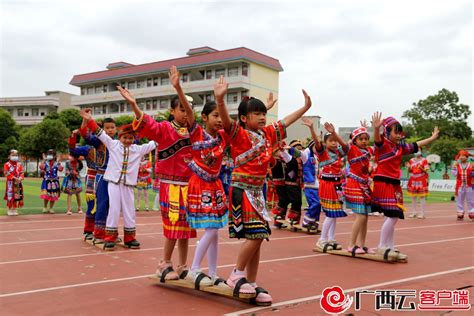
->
[[70, 47, 283, 86]]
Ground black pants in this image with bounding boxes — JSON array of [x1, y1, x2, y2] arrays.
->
[[276, 185, 302, 217]]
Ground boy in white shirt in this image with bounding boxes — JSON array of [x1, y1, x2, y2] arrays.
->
[[81, 109, 156, 250]]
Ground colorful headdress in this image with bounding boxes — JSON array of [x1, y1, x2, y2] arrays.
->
[[351, 127, 369, 140], [455, 150, 470, 160], [382, 116, 400, 138], [118, 124, 136, 137], [289, 139, 303, 148]]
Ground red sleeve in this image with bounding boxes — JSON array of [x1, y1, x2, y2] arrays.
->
[[264, 120, 287, 147], [218, 129, 230, 147], [68, 135, 77, 149], [189, 122, 203, 143], [4, 163, 13, 180], [87, 119, 100, 133], [18, 164, 24, 180], [132, 113, 165, 142], [79, 126, 88, 138]]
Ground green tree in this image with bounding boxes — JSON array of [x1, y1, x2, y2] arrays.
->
[[0, 109, 20, 163], [58, 109, 83, 131], [429, 138, 461, 175], [402, 89, 472, 140], [35, 119, 70, 153], [43, 111, 60, 121], [114, 115, 134, 127]]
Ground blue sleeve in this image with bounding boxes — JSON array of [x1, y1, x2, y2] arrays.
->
[[70, 145, 91, 158], [85, 134, 102, 149]]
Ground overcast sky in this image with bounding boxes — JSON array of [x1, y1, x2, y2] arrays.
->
[[1, 0, 472, 128]]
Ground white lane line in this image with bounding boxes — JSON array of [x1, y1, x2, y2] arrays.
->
[[0, 236, 472, 298], [0, 213, 462, 234], [0, 222, 162, 233], [225, 266, 474, 315], [1, 222, 472, 264], [0, 215, 162, 225]]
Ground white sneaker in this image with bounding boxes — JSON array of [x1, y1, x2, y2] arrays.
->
[[42, 207, 48, 214], [315, 239, 332, 251], [7, 209, 13, 216], [186, 269, 214, 287], [12, 210, 18, 216]]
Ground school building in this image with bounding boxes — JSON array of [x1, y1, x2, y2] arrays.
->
[[0, 91, 76, 126], [69, 46, 283, 122]]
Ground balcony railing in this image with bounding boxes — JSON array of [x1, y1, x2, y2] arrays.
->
[[71, 76, 250, 106]]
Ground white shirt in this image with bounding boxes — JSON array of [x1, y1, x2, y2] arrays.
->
[[97, 129, 156, 186]]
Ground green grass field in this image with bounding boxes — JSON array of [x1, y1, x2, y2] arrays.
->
[[0, 178, 159, 216], [1, 177, 455, 216]]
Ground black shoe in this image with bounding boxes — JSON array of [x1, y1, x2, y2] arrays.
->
[[104, 242, 116, 250], [124, 239, 140, 249], [83, 233, 93, 241]]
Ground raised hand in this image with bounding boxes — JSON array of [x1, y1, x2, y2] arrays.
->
[[117, 85, 136, 105], [431, 126, 440, 139], [169, 65, 180, 89], [80, 108, 92, 121], [72, 129, 79, 136], [360, 119, 369, 128], [266, 92, 277, 110], [324, 122, 336, 134], [214, 75, 228, 101], [371, 111, 383, 130], [302, 89, 312, 109], [301, 117, 313, 128]]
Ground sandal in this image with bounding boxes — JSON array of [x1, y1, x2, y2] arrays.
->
[[226, 273, 256, 297], [347, 246, 365, 255], [362, 246, 376, 254], [187, 270, 214, 289], [155, 260, 179, 282], [250, 286, 272, 306]]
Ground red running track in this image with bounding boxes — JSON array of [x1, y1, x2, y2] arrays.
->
[[0, 204, 472, 315]]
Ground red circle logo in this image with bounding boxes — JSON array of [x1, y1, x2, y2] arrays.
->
[[320, 286, 353, 314]]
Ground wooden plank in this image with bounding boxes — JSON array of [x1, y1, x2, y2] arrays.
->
[[275, 219, 320, 235], [148, 275, 256, 300], [313, 247, 401, 263]]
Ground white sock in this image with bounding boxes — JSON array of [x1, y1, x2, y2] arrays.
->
[[328, 218, 337, 241], [379, 217, 398, 249], [320, 217, 335, 241], [191, 229, 218, 272], [411, 197, 417, 215], [419, 198, 426, 216], [206, 229, 219, 277], [153, 194, 160, 209]]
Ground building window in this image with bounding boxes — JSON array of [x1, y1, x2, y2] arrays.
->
[[206, 70, 212, 80], [17, 109, 24, 117], [95, 86, 102, 94], [32, 108, 39, 116], [24, 112, 29, 117], [138, 102, 145, 110], [126, 104, 131, 112], [205, 94, 214, 103], [161, 77, 169, 85], [147, 78, 152, 87], [93, 106, 102, 115], [87, 87, 94, 94], [160, 99, 168, 109], [152, 100, 158, 110], [182, 73, 188, 82], [40, 112, 45, 116], [81, 88, 86, 95], [146, 100, 152, 111], [242, 63, 249, 76], [120, 102, 125, 112], [7, 109, 13, 115], [109, 103, 119, 113], [153, 78, 159, 86], [228, 67, 238, 77], [128, 81, 136, 89], [215, 68, 225, 78], [137, 80, 145, 89], [103, 85, 108, 93], [227, 93, 238, 104]]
